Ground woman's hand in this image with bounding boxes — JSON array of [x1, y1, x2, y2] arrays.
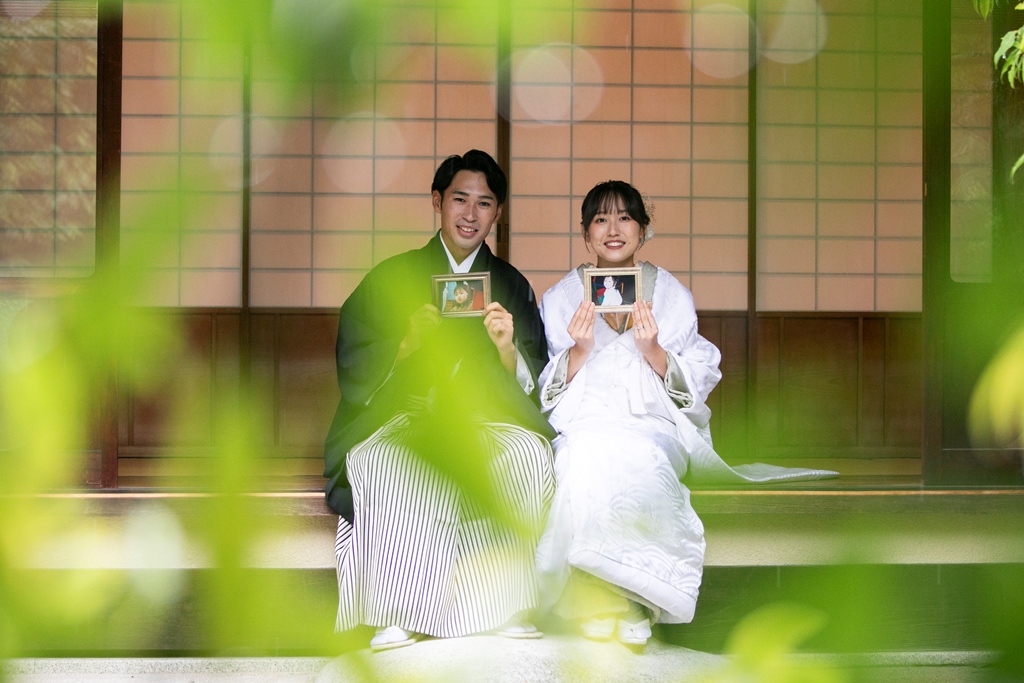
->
[[633, 300, 667, 378], [567, 300, 595, 382]]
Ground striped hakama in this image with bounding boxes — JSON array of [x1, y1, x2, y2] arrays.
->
[[334, 414, 554, 637]]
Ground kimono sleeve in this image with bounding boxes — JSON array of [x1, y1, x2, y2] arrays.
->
[[335, 268, 406, 411], [652, 269, 722, 427], [505, 268, 549, 391]]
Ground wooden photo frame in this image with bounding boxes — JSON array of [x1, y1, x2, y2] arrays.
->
[[432, 273, 491, 317], [583, 267, 641, 313]]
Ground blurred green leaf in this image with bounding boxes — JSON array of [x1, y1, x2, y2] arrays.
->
[[724, 602, 827, 663], [699, 603, 845, 683], [970, 324, 1024, 447], [1011, 151, 1024, 180]]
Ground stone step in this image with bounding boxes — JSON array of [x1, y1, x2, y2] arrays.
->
[[11, 491, 1020, 658], [4, 645, 997, 683], [23, 489, 1024, 570]]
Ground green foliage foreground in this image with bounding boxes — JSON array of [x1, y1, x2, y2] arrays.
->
[[1, 1, 1023, 681]]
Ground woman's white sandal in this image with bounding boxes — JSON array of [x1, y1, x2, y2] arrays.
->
[[580, 616, 616, 641], [616, 617, 651, 646]]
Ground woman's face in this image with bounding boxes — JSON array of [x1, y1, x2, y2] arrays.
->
[[454, 286, 469, 304], [584, 197, 642, 268], [603, 276, 616, 288]]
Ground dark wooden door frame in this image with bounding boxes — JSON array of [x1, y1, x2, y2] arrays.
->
[[747, 0, 760, 459], [96, 0, 124, 488], [921, 0, 951, 484], [495, 0, 512, 262]]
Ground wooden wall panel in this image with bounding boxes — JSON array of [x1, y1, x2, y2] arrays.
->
[[755, 316, 781, 447], [861, 317, 886, 447], [249, 313, 278, 446], [128, 312, 217, 448], [213, 313, 241, 409], [178, 313, 217, 446], [699, 315, 724, 437], [709, 313, 749, 460], [780, 318, 861, 447], [117, 309, 924, 485], [276, 314, 340, 451], [886, 317, 924, 447]]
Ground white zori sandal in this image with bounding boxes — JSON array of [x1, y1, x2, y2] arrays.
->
[[494, 611, 544, 639], [579, 616, 616, 641], [370, 626, 423, 651], [616, 618, 652, 646]]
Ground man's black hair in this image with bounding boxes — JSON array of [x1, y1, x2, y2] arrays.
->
[[580, 180, 650, 237], [431, 149, 507, 205]]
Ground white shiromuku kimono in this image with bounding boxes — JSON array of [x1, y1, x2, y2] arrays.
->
[[535, 263, 837, 624]]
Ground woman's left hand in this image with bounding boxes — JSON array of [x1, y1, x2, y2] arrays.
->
[[633, 300, 668, 378]]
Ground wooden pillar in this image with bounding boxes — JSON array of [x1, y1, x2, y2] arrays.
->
[[95, 0, 123, 489], [495, 0, 512, 261]]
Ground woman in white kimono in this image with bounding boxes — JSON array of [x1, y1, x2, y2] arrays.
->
[[536, 180, 835, 646]]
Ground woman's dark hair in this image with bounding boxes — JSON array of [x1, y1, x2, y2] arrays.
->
[[580, 180, 650, 238], [431, 150, 507, 205]]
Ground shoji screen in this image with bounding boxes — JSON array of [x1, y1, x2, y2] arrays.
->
[[1, 1, 97, 278], [508, 0, 750, 311], [950, 0, 992, 284], [756, 0, 923, 311], [249, 1, 498, 307], [121, 0, 244, 306]]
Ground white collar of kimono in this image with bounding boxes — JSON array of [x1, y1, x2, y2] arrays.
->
[[439, 231, 483, 274]]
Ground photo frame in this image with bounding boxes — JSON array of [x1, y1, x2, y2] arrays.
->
[[583, 267, 641, 313], [432, 273, 491, 317]]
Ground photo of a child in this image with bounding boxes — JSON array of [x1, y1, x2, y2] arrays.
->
[[584, 267, 640, 312], [442, 281, 479, 312], [596, 275, 624, 306], [432, 273, 491, 317]]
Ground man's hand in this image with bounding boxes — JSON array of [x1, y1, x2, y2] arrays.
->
[[633, 299, 667, 378], [566, 300, 595, 382], [483, 302, 517, 374], [397, 304, 441, 361]]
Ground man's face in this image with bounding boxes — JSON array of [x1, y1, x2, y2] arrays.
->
[[433, 170, 503, 264]]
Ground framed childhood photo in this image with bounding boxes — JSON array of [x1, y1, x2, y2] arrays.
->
[[583, 266, 641, 313], [432, 273, 491, 317]]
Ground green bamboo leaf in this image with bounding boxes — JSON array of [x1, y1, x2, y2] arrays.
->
[[1011, 151, 1024, 181], [996, 30, 1016, 66], [976, 0, 994, 19]]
